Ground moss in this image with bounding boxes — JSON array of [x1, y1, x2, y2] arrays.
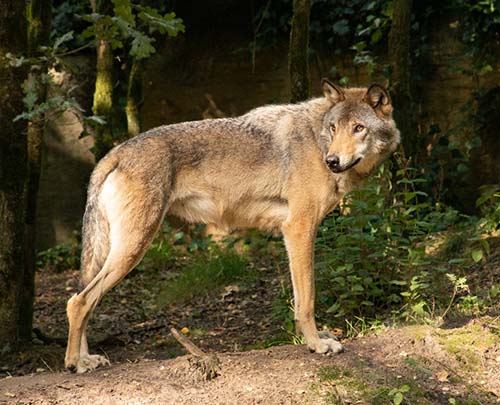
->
[[126, 58, 143, 138], [404, 324, 431, 342], [316, 365, 431, 405], [437, 323, 499, 370], [92, 38, 114, 161]]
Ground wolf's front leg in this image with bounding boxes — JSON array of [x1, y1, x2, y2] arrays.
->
[[282, 219, 344, 354]]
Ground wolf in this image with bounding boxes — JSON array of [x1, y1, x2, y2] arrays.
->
[[65, 79, 400, 373]]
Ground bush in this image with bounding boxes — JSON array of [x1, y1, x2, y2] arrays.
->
[[314, 163, 466, 324]]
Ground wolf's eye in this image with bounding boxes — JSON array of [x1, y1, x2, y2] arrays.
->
[[330, 123, 336, 134], [354, 124, 365, 133]]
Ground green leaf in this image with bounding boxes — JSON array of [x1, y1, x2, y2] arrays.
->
[[112, 0, 135, 25], [479, 64, 493, 75], [332, 19, 350, 35], [22, 75, 39, 110], [471, 249, 483, 263], [138, 8, 185, 36], [339, 76, 349, 86], [129, 31, 156, 59], [84, 115, 107, 126], [411, 301, 427, 316], [371, 29, 382, 43], [326, 302, 340, 313], [393, 391, 403, 405], [114, 16, 135, 38], [53, 31, 74, 52]]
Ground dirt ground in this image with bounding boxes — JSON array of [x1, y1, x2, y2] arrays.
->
[[1, 258, 500, 404]]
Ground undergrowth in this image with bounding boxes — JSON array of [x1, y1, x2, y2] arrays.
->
[[137, 225, 255, 307], [312, 162, 500, 335], [155, 247, 251, 306]]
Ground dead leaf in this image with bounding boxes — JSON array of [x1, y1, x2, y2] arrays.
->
[[434, 370, 449, 382]]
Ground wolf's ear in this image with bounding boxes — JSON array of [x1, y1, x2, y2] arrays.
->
[[322, 78, 345, 104], [365, 84, 392, 115]]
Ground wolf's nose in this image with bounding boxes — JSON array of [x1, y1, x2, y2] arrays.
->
[[326, 155, 340, 169]]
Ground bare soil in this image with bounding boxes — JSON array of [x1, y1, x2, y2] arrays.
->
[[1, 254, 500, 404]]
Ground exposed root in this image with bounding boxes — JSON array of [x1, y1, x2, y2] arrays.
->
[[170, 327, 221, 380]]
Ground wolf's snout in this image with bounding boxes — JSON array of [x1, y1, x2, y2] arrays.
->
[[326, 155, 340, 171]]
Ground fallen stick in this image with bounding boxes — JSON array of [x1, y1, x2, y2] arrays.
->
[[170, 327, 221, 380]]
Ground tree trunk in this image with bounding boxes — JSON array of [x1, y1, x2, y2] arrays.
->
[[289, 0, 311, 103], [126, 58, 143, 138], [388, 0, 417, 160], [0, 0, 28, 351], [91, 0, 114, 161], [19, 0, 52, 342]]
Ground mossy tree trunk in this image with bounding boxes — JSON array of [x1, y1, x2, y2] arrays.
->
[[91, 0, 114, 161], [388, 0, 417, 160], [126, 58, 143, 138], [289, 0, 311, 103], [0, 0, 28, 351], [19, 0, 52, 343]]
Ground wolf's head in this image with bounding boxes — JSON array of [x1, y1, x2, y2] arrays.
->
[[320, 79, 400, 174]]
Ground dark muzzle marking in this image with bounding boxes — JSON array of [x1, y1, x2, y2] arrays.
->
[[326, 156, 362, 173]]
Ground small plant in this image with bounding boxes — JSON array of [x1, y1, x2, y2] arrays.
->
[[37, 241, 80, 272], [441, 273, 469, 319], [388, 384, 410, 405], [400, 273, 431, 321]]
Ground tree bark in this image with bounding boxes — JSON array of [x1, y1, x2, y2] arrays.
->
[[289, 0, 311, 103], [0, 0, 28, 351], [19, 0, 52, 342], [91, 0, 114, 161], [126, 58, 143, 138], [388, 0, 417, 160]]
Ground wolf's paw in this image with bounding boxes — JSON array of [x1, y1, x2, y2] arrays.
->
[[307, 332, 344, 354], [69, 354, 110, 373]]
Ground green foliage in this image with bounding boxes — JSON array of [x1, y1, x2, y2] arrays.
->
[[388, 384, 411, 405], [253, 0, 390, 50], [450, 0, 500, 70], [81, 0, 184, 60], [476, 184, 500, 232], [51, 0, 90, 44], [7, 30, 105, 128], [314, 163, 456, 322], [37, 242, 80, 273], [156, 245, 250, 306]]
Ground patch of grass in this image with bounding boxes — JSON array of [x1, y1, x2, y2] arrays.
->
[[156, 248, 251, 306]]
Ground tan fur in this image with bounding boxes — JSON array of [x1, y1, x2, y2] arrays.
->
[[65, 79, 400, 372]]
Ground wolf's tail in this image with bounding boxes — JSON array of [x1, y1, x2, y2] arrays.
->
[[79, 154, 119, 288]]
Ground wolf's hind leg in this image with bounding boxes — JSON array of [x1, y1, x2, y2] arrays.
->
[[66, 232, 158, 372], [65, 192, 167, 372]]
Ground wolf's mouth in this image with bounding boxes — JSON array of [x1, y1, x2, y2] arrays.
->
[[331, 157, 362, 173]]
